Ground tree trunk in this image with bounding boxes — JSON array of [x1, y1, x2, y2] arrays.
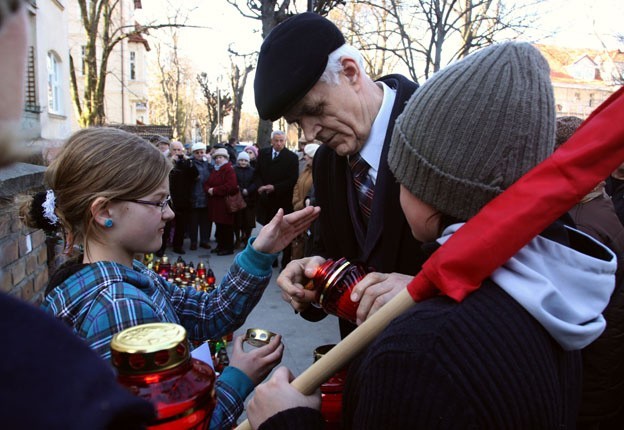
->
[[256, 119, 272, 148]]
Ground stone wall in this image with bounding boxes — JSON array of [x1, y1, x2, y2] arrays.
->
[[0, 163, 49, 305]]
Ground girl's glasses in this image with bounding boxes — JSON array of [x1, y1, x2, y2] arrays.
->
[[117, 196, 172, 213]]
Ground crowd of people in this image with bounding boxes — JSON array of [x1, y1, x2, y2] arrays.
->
[[2, 2, 624, 429], [148, 132, 319, 266]]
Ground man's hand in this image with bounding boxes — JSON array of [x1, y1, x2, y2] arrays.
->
[[350, 272, 413, 325], [229, 334, 284, 386], [277, 256, 326, 313], [258, 184, 275, 194], [247, 367, 321, 429], [253, 207, 320, 254]]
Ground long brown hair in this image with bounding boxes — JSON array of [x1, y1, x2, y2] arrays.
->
[[20, 127, 171, 255]]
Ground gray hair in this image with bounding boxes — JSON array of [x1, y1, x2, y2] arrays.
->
[[271, 130, 285, 139], [319, 44, 367, 86]]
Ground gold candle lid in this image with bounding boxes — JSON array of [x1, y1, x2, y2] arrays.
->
[[313, 344, 335, 362], [243, 328, 277, 347], [111, 323, 189, 374]]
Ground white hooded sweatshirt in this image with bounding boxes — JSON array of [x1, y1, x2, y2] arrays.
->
[[437, 223, 617, 351]]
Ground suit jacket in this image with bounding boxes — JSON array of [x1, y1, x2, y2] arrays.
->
[[254, 146, 299, 225], [311, 74, 426, 336]]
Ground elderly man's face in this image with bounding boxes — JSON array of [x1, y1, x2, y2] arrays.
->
[[171, 143, 185, 157], [157, 143, 170, 153], [271, 134, 286, 152], [284, 75, 371, 157]]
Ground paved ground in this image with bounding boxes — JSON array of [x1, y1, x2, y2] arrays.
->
[[161, 226, 341, 421]]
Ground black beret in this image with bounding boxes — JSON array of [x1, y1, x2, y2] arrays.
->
[[254, 13, 345, 121]]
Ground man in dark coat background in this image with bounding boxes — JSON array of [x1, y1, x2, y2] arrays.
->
[[254, 130, 299, 269], [166, 140, 198, 255], [254, 12, 425, 337]]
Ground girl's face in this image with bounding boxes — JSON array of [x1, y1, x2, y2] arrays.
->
[[214, 155, 227, 166], [245, 149, 256, 160], [238, 158, 249, 168], [108, 178, 174, 262], [399, 185, 441, 242], [304, 154, 313, 167]]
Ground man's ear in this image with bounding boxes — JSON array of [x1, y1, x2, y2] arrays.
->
[[90, 197, 113, 228], [341, 57, 362, 87]]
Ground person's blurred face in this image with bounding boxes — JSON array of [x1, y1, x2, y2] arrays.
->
[[284, 60, 372, 157], [271, 134, 286, 152], [214, 155, 227, 166], [171, 143, 185, 158], [304, 154, 313, 167], [193, 149, 205, 161], [157, 142, 170, 153], [238, 158, 249, 168], [399, 185, 441, 243], [245, 148, 256, 160]]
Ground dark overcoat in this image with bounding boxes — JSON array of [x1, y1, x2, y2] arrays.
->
[[310, 74, 427, 336], [254, 146, 299, 225]]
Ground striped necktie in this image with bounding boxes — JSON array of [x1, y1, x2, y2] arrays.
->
[[349, 152, 374, 225]]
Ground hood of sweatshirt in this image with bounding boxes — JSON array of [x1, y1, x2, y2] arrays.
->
[[437, 223, 616, 350]]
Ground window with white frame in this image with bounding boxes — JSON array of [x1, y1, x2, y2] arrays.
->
[[130, 51, 136, 80], [47, 52, 62, 114]]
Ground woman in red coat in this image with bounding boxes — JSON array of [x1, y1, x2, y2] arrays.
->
[[204, 148, 239, 255]]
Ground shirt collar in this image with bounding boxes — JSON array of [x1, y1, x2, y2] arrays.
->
[[359, 81, 396, 183]]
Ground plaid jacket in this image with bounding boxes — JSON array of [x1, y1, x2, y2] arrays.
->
[[41, 246, 275, 430]]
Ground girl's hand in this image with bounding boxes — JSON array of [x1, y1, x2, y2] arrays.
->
[[229, 334, 284, 386], [252, 206, 320, 254]]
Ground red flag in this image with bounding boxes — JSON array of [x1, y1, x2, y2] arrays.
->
[[407, 86, 624, 302]]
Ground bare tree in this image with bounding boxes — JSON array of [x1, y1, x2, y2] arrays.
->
[[612, 34, 624, 85], [226, 0, 345, 147], [69, 0, 198, 127], [228, 48, 256, 142], [197, 73, 233, 145], [150, 32, 195, 141], [339, 0, 540, 82]]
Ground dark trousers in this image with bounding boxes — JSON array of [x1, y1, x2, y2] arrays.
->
[[215, 223, 234, 252], [172, 208, 191, 249], [158, 221, 172, 255], [189, 207, 211, 245]]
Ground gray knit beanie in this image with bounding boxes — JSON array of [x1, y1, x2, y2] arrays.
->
[[388, 42, 555, 221]]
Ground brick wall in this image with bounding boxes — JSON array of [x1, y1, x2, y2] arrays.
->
[[0, 162, 51, 305]]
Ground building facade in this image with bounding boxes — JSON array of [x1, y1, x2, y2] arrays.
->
[[22, 0, 73, 159], [67, 0, 150, 129], [536, 44, 624, 119]]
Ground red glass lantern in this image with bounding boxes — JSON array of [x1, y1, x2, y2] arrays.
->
[[158, 255, 171, 278], [111, 323, 216, 429], [310, 257, 369, 324], [314, 344, 346, 430]]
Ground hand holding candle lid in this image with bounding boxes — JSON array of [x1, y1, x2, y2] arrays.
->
[[244, 328, 278, 347], [243, 42, 622, 429]]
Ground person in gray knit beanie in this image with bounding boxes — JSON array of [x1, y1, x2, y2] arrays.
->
[[388, 41, 555, 221]]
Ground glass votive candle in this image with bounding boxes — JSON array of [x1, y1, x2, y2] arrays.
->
[[310, 257, 369, 324]]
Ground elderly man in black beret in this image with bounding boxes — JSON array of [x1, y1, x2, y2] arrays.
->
[[255, 12, 426, 337]]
